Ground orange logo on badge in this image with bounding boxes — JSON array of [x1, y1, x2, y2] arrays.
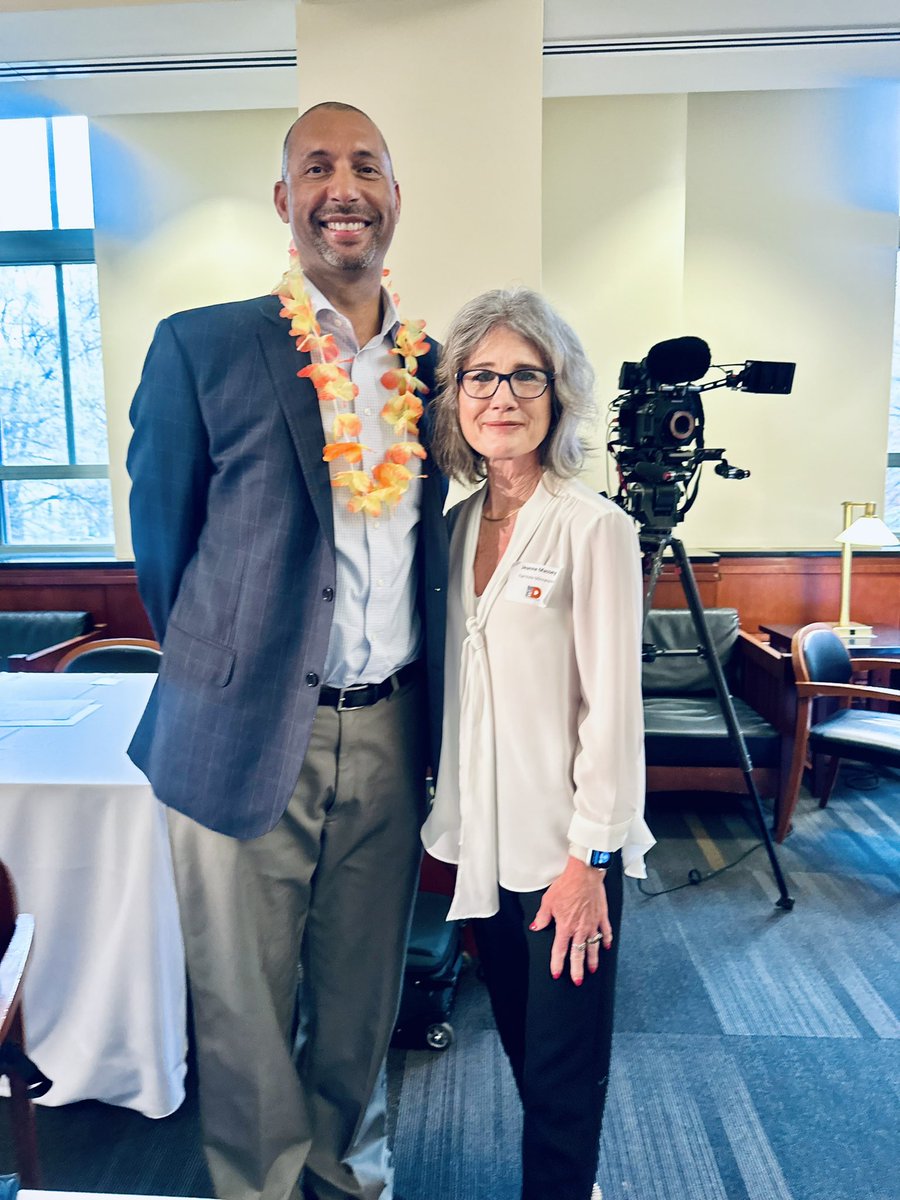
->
[[526, 586, 542, 600]]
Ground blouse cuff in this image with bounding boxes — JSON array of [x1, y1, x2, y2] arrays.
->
[[567, 812, 635, 852]]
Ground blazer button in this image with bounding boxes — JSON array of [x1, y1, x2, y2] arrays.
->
[[306, 672, 319, 687], [322, 587, 334, 602]]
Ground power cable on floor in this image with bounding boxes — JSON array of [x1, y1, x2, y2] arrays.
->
[[635, 840, 765, 897]]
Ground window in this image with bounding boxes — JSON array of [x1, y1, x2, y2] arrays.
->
[[888, 252, 900, 532], [0, 116, 113, 555]]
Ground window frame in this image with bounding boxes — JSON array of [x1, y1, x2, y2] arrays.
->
[[0, 116, 114, 558]]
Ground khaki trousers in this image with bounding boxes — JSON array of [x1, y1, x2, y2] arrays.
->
[[167, 679, 426, 1200]]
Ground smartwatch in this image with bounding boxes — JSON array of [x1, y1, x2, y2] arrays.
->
[[569, 843, 612, 869]]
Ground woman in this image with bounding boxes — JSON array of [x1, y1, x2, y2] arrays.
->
[[422, 288, 654, 1200]]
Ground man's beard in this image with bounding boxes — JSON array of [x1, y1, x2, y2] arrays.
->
[[310, 212, 383, 272]]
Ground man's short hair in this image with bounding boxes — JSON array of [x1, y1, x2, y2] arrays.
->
[[281, 101, 394, 181]]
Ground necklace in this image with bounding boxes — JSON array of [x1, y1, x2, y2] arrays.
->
[[274, 255, 429, 516], [481, 472, 542, 523], [481, 506, 524, 523]]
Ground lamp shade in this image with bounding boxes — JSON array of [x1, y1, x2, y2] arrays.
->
[[835, 516, 900, 548]]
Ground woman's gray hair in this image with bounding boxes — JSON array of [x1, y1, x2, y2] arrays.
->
[[429, 288, 597, 484]]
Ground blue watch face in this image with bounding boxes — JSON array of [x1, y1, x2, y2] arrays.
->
[[589, 850, 612, 868]]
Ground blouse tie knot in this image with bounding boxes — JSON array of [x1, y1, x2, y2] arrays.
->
[[464, 617, 485, 651]]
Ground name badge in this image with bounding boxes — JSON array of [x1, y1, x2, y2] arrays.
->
[[503, 562, 561, 608]]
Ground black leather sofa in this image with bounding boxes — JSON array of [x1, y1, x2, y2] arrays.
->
[[642, 608, 787, 810]]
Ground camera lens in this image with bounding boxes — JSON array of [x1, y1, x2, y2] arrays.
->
[[667, 409, 696, 441]]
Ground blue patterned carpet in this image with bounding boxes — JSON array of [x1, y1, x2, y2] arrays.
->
[[392, 769, 900, 1200], [5, 770, 897, 1199]]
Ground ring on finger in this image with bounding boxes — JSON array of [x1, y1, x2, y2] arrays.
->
[[587, 934, 602, 945], [572, 941, 587, 952]]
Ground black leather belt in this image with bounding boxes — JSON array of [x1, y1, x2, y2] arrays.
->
[[318, 662, 420, 711]]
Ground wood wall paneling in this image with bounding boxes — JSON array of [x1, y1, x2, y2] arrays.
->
[[1, 552, 897, 648], [0, 567, 153, 640], [649, 553, 900, 634]]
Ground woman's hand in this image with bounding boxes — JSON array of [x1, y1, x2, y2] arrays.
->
[[530, 856, 613, 984]]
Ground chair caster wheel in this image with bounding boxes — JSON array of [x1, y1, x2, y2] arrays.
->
[[425, 1022, 453, 1051]]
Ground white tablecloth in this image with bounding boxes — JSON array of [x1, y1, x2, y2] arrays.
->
[[0, 672, 186, 1117]]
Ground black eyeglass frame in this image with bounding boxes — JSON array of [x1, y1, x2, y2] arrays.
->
[[456, 368, 555, 400]]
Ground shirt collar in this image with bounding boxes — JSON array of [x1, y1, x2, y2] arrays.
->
[[304, 276, 400, 347]]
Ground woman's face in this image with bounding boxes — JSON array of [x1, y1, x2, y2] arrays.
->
[[457, 325, 553, 469]]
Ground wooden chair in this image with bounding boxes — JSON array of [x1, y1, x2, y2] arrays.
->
[[55, 637, 162, 673], [0, 862, 41, 1187], [776, 623, 900, 841]]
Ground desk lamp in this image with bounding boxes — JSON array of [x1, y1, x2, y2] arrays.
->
[[833, 500, 899, 638]]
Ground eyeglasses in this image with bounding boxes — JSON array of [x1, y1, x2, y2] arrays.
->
[[456, 368, 554, 401]]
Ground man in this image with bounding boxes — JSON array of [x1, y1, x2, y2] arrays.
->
[[127, 102, 447, 1200]]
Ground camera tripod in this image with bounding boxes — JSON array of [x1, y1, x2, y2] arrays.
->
[[642, 529, 795, 911]]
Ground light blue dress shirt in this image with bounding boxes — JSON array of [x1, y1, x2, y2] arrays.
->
[[305, 279, 423, 688]]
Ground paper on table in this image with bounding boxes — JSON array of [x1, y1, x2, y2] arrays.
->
[[0, 701, 101, 727], [0, 676, 97, 702]]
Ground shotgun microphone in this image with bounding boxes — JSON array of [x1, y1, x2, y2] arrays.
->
[[644, 337, 711, 385]]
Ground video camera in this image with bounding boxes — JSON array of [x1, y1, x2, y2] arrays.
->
[[608, 336, 795, 532]]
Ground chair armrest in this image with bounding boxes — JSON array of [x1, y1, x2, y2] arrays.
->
[[7, 624, 108, 673], [0, 914, 34, 1042], [735, 629, 794, 733], [795, 680, 900, 706], [737, 629, 786, 666], [846, 656, 900, 673]]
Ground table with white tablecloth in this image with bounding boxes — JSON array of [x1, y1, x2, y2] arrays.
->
[[0, 672, 186, 1117]]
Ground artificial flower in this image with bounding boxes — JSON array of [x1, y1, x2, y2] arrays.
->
[[332, 413, 362, 440], [385, 442, 428, 465], [323, 441, 367, 464]]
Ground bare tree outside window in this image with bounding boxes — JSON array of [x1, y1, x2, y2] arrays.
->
[[0, 116, 113, 554]]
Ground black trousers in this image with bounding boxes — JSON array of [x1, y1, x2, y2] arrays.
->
[[470, 854, 623, 1200]]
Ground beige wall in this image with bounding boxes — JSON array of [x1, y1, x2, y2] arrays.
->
[[94, 84, 900, 557], [543, 94, 689, 492], [544, 86, 900, 550], [90, 108, 296, 557]]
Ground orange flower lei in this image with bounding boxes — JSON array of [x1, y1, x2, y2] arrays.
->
[[274, 259, 429, 516]]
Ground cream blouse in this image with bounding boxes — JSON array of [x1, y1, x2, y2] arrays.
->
[[422, 473, 655, 920]]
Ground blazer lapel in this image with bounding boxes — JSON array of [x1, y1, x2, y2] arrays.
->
[[256, 295, 335, 548]]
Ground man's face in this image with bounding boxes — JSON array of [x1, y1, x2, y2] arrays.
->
[[274, 108, 401, 285]]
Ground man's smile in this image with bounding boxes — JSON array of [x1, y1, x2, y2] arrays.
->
[[321, 219, 369, 233]]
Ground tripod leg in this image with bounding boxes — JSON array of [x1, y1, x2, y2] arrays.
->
[[669, 538, 795, 911]]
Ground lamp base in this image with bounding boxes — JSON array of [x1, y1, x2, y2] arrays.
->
[[833, 620, 874, 640]]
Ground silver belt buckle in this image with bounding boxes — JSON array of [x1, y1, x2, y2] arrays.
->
[[336, 684, 365, 712]]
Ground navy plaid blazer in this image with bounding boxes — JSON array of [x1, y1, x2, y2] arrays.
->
[[127, 293, 448, 839]]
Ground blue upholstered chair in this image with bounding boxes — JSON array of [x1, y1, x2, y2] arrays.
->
[[776, 623, 900, 841]]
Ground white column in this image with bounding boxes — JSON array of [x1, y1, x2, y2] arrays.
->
[[295, 0, 544, 335]]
